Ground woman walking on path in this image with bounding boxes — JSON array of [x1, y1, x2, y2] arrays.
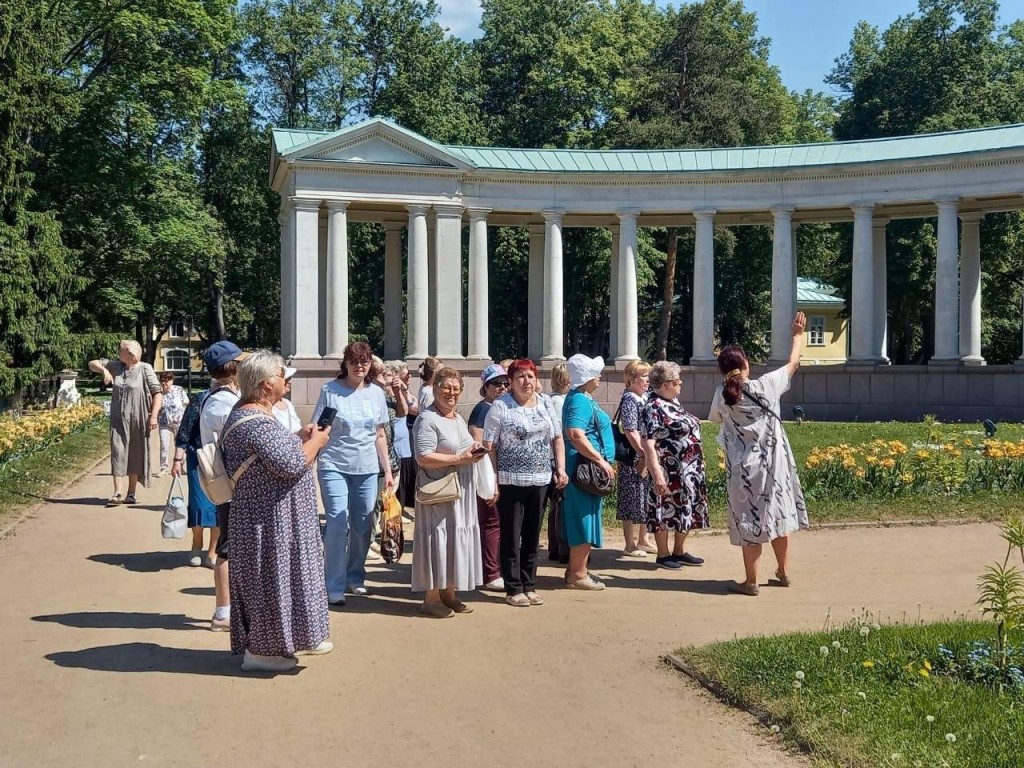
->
[[172, 390, 218, 568], [640, 361, 709, 571], [312, 342, 395, 605], [157, 373, 188, 476], [88, 340, 162, 506], [561, 355, 615, 591], [708, 312, 810, 596], [483, 359, 567, 607], [221, 350, 333, 672], [614, 361, 654, 557], [467, 364, 508, 592], [411, 367, 485, 618]]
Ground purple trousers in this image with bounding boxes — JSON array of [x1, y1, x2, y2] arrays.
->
[[477, 496, 501, 583]]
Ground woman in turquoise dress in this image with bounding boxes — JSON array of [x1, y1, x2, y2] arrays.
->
[[562, 354, 615, 591]]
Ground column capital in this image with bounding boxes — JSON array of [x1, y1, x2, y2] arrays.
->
[[542, 208, 565, 222], [959, 211, 985, 223], [616, 208, 641, 221], [324, 200, 350, 212], [434, 203, 464, 218], [289, 196, 321, 211], [466, 207, 492, 221], [770, 205, 795, 218], [872, 216, 890, 229], [382, 221, 405, 232], [527, 223, 546, 235], [693, 208, 716, 221], [406, 203, 429, 216], [934, 196, 960, 211], [850, 202, 875, 215]]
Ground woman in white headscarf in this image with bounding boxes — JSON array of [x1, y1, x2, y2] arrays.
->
[[561, 354, 615, 591]]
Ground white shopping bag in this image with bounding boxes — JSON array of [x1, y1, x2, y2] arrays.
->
[[161, 476, 188, 539]]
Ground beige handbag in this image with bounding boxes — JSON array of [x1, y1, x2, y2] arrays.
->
[[415, 469, 462, 506]]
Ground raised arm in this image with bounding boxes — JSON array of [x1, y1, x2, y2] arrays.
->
[[785, 311, 807, 379], [88, 359, 113, 385]]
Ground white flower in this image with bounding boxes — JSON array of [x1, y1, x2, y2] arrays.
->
[[857, 691, 867, 700], [841, 708, 849, 716], [793, 680, 803, 690], [872, 622, 881, 631], [860, 626, 871, 637], [945, 733, 957, 743], [795, 670, 805, 680], [770, 725, 780, 734], [819, 646, 830, 656], [841, 647, 849, 654], [832, 640, 842, 649], [926, 715, 936, 723]]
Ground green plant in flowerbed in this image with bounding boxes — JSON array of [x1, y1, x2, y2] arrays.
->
[[676, 518, 1024, 767]]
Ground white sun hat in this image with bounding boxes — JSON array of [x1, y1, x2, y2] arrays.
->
[[567, 354, 605, 390]]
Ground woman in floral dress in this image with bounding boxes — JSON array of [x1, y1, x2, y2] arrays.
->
[[157, 372, 188, 475], [221, 350, 332, 673], [640, 361, 709, 571], [708, 312, 810, 596], [614, 360, 654, 557]]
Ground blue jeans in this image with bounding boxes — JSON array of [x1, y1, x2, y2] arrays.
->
[[319, 468, 379, 597]]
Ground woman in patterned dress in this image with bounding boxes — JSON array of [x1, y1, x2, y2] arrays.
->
[[640, 361, 709, 571], [221, 350, 332, 673], [483, 359, 568, 607], [88, 340, 163, 505], [157, 372, 188, 475], [708, 312, 810, 596], [614, 360, 654, 557]]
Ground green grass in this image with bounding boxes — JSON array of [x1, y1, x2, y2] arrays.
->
[[601, 421, 1024, 529], [677, 621, 1024, 768], [0, 419, 110, 527]]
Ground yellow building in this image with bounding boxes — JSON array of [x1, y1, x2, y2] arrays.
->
[[153, 320, 204, 373], [797, 278, 848, 365]]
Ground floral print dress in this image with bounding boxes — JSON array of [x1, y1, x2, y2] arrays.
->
[[640, 395, 709, 533]]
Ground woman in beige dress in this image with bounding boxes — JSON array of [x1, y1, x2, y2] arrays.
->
[[88, 340, 163, 505]]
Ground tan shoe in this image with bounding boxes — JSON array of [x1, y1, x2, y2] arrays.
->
[[419, 602, 455, 619], [728, 581, 760, 596]]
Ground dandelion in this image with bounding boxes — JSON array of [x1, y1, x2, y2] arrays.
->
[[793, 680, 803, 690], [857, 691, 867, 700], [862, 660, 875, 668], [872, 623, 881, 631], [819, 646, 830, 656], [769, 725, 780, 734], [832, 640, 841, 649], [945, 733, 956, 743], [795, 670, 805, 680], [841, 647, 849, 654], [860, 626, 870, 637], [926, 715, 936, 723]]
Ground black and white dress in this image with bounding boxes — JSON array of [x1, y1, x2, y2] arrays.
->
[[640, 394, 709, 533]]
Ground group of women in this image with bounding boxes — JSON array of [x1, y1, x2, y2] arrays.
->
[[89, 310, 808, 671]]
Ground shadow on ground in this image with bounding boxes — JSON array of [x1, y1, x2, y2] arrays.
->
[[88, 551, 184, 572], [32, 612, 206, 631], [45, 642, 301, 678]]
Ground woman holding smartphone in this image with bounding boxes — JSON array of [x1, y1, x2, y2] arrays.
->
[[312, 342, 395, 605]]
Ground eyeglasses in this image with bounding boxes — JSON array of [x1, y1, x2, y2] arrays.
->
[[439, 386, 462, 395], [488, 379, 509, 389], [346, 358, 371, 368]]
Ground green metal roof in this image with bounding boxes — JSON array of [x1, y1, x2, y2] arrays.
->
[[272, 119, 1024, 174], [796, 278, 844, 305]]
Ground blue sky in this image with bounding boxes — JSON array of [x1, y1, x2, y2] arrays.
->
[[434, 0, 1024, 94]]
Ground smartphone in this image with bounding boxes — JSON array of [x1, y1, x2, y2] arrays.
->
[[471, 446, 489, 457], [317, 407, 337, 430]]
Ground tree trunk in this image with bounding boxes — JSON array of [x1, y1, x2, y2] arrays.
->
[[656, 228, 679, 360], [209, 276, 227, 341]]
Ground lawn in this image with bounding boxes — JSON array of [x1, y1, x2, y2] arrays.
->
[[601, 420, 1024, 529], [674, 620, 1024, 768]]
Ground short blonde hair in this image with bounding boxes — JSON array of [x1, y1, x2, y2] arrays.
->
[[385, 360, 408, 376], [119, 339, 143, 361], [624, 360, 651, 387], [550, 363, 570, 395], [238, 349, 285, 402]]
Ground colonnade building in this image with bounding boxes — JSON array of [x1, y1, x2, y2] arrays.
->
[[270, 119, 1024, 421]]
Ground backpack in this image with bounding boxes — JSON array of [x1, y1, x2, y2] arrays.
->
[[196, 408, 264, 505]]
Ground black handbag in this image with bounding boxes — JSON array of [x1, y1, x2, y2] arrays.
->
[[611, 404, 636, 464], [572, 405, 615, 497]]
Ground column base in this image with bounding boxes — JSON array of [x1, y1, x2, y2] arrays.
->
[[687, 356, 718, 367], [928, 357, 961, 367], [846, 357, 881, 367], [539, 356, 566, 368], [465, 355, 492, 362], [613, 355, 641, 368], [1016, 357, 1024, 368], [960, 355, 986, 367]]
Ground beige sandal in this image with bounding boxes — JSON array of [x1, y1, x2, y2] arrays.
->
[[773, 571, 791, 587], [525, 592, 544, 605], [505, 594, 530, 607], [419, 602, 455, 619], [441, 597, 474, 614], [729, 581, 760, 596]]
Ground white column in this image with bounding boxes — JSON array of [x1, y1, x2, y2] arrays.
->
[[467, 208, 491, 360], [932, 198, 961, 364], [872, 218, 889, 363], [527, 224, 545, 360], [406, 204, 429, 359], [278, 202, 294, 357], [427, 216, 437, 356], [542, 209, 565, 361], [615, 209, 640, 362], [770, 206, 795, 363], [691, 208, 716, 363], [959, 212, 984, 365], [290, 198, 321, 358], [609, 227, 620, 359], [434, 205, 464, 359], [324, 202, 349, 358], [791, 220, 799, 313], [383, 222, 404, 360], [849, 203, 875, 363]]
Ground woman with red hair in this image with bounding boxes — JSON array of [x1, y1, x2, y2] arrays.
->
[[482, 359, 567, 607]]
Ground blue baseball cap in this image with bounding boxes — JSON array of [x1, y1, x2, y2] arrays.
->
[[203, 340, 249, 371], [480, 364, 507, 385]]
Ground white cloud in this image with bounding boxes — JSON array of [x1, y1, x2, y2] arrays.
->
[[434, 0, 484, 39]]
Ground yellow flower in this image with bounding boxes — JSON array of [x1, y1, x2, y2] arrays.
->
[[923, 659, 932, 671], [880, 458, 896, 469], [863, 660, 875, 668], [919, 668, 930, 678], [915, 450, 930, 460]]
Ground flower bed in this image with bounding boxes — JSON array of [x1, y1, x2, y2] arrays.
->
[[0, 402, 106, 468]]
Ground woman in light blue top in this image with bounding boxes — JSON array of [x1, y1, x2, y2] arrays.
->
[[312, 341, 395, 604]]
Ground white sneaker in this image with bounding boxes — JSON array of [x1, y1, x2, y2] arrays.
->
[[210, 616, 230, 632], [188, 551, 202, 567], [296, 640, 334, 656], [365, 548, 382, 561], [241, 651, 297, 672], [327, 593, 346, 605], [481, 578, 505, 592], [369, 541, 381, 554], [352, 586, 368, 596]]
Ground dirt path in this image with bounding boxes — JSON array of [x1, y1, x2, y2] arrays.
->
[[0, 452, 1007, 768]]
